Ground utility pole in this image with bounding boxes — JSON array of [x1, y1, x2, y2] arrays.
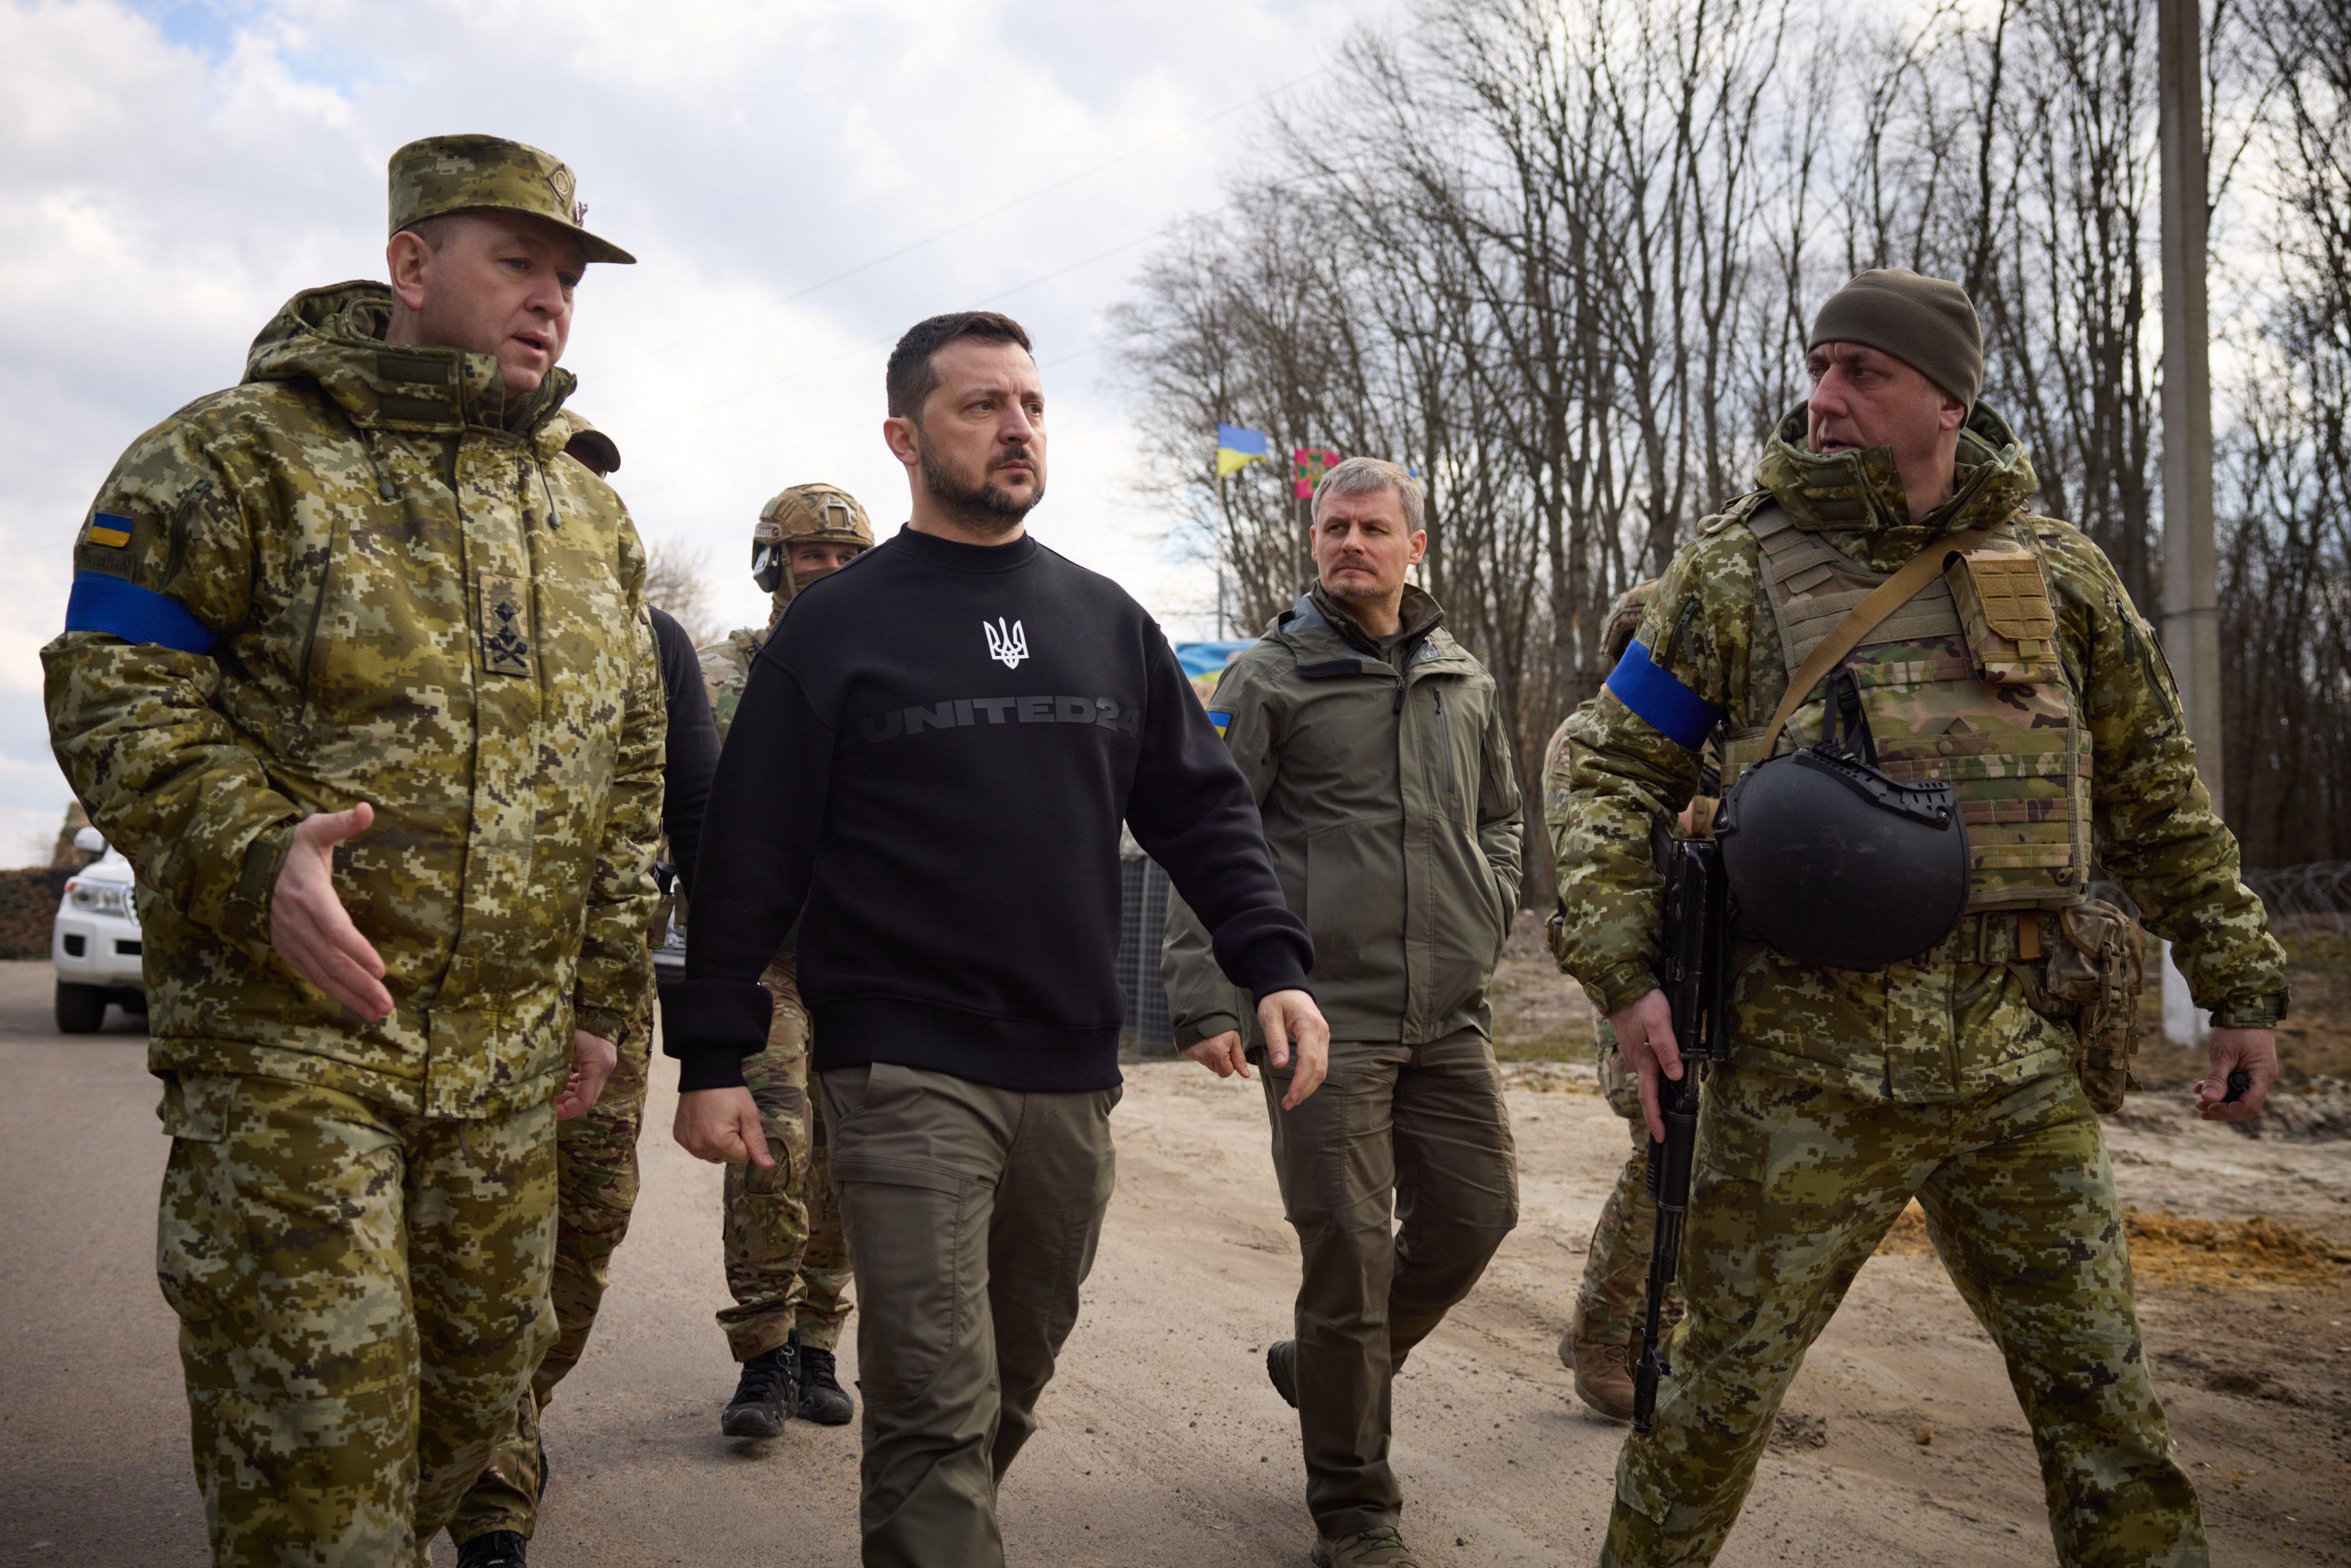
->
[[2158, 0, 2223, 1045]]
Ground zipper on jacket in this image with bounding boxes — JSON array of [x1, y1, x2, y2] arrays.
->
[[1434, 686, 1460, 803], [1391, 676, 1405, 715], [1657, 596, 1699, 669]]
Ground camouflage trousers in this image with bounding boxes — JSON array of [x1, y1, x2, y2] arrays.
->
[[719, 951, 852, 1360], [1603, 1066, 2204, 1568], [156, 1070, 556, 1567], [447, 1019, 653, 1544], [1577, 1030, 1685, 1345]]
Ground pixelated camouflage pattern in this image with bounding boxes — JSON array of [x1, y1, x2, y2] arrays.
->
[[1540, 663, 1685, 1348], [1723, 505, 2092, 912], [158, 1069, 556, 1566], [1602, 1066, 2204, 1566], [449, 999, 654, 1544], [44, 281, 665, 1120], [697, 634, 853, 1357], [388, 133, 633, 264], [1552, 400, 2285, 1106]]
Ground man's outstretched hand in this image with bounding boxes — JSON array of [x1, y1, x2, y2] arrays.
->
[[1609, 988, 1683, 1145], [676, 1085, 773, 1167], [271, 803, 393, 1021], [1258, 989, 1330, 1109]]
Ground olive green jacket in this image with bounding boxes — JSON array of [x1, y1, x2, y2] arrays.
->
[[1162, 585, 1523, 1048], [1552, 403, 2285, 1103], [43, 281, 665, 1118]]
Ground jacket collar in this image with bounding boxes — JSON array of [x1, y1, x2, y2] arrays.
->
[[242, 280, 574, 447], [1751, 400, 2039, 571]]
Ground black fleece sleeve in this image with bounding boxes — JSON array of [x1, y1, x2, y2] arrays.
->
[[648, 606, 719, 900], [663, 641, 833, 1091], [1124, 627, 1313, 1001]]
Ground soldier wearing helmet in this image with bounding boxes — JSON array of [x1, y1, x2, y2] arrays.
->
[[749, 483, 875, 618], [688, 483, 874, 1438]]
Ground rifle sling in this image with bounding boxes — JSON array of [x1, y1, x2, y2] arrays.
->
[[1755, 523, 2007, 759]]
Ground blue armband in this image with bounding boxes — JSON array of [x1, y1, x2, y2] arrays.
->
[[1604, 638, 1719, 750], [63, 573, 217, 655]]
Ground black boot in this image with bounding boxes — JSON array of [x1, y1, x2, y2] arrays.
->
[[456, 1531, 529, 1568], [723, 1342, 799, 1439], [792, 1331, 854, 1425]]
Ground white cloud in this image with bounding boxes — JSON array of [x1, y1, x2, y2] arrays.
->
[[0, 0, 1382, 858]]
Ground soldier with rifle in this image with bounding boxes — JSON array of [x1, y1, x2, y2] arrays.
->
[[1552, 268, 2286, 1566]]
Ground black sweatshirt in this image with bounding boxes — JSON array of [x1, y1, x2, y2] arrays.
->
[[649, 605, 719, 898], [663, 525, 1313, 1094]]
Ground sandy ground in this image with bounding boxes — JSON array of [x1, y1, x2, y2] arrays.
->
[[2, 956, 2346, 1566]]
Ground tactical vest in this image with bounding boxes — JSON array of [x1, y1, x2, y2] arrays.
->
[[1716, 505, 2092, 913]]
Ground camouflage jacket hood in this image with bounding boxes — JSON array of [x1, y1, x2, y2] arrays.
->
[[244, 279, 575, 447], [1752, 400, 2038, 573], [42, 281, 664, 1117]]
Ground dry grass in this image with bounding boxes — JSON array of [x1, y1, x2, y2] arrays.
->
[[1875, 1202, 2351, 1289]]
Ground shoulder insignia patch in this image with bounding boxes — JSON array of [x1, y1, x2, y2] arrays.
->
[[85, 513, 134, 549]]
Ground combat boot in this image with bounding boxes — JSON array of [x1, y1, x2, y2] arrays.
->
[[792, 1331, 854, 1426], [1310, 1524, 1422, 1566], [722, 1341, 799, 1439], [456, 1530, 528, 1567], [1266, 1338, 1299, 1409], [1559, 1308, 1636, 1422]]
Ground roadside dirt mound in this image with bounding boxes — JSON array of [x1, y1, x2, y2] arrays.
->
[[1876, 1202, 2351, 1288]]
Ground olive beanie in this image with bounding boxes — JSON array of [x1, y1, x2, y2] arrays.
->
[[1809, 268, 1983, 408]]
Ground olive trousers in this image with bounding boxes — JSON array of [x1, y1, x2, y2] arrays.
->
[[819, 1061, 1121, 1568], [1262, 1027, 1520, 1540]]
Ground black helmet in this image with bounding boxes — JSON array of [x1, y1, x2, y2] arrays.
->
[[1715, 673, 1969, 970]]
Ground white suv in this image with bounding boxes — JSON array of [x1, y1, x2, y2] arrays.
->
[[52, 827, 146, 1034]]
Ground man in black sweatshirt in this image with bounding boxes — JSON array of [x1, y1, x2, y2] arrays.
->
[[662, 310, 1328, 1567]]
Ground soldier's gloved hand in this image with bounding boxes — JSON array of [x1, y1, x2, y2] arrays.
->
[[1182, 1029, 1250, 1081], [1610, 988, 1683, 1144], [271, 802, 393, 1022], [1259, 989, 1330, 1109], [556, 1030, 617, 1120], [676, 1085, 774, 1168], [2193, 1027, 2278, 1123]]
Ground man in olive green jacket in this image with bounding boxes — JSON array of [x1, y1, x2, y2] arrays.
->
[[43, 136, 663, 1567], [1164, 458, 1523, 1568]]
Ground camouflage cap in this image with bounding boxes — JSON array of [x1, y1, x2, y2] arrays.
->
[[755, 484, 875, 549], [389, 134, 636, 265], [558, 409, 621, 476]]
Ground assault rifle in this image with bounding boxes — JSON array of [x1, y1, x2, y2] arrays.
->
[[1631, 835, 1732, 1432]]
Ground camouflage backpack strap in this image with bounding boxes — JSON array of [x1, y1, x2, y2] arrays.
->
[[1697, 489, 1772, 537]]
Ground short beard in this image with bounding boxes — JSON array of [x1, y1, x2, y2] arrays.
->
[[918, 438, 1041, 538]]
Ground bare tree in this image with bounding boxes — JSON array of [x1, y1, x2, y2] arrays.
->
[[643, 537, 719, 646]]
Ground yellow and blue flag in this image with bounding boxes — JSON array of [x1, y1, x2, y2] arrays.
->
[[1215, 423, 1270, 479]]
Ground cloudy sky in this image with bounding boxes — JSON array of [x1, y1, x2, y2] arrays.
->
[[0, 0, 1393, 862]]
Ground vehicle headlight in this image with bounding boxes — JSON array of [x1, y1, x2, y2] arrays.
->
[[67, 882, 132, 918]]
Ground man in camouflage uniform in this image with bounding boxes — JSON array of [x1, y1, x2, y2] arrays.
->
[[42, 136, 663, 1566], [447, 415, 721, 1568], [695, 482, 874, 1434], [1541, 579, 1690, 1422], [1552, 268, 2286, 1566]]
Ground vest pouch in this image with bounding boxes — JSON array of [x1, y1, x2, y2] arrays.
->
[[2012, 900, 2144, 1112], [1947, 545, 2062, 686]]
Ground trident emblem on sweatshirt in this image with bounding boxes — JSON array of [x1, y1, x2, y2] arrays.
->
[[984, 617, 1030, 669]]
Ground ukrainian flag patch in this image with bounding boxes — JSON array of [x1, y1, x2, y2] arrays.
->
[[86, 513, 134, 549], [1208, 710, 1233, 736]]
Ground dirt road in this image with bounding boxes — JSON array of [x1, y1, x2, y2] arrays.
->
[[2, 958, 2344, 1566]]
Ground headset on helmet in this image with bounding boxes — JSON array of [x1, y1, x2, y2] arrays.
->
[[752, 484, 875, 596]]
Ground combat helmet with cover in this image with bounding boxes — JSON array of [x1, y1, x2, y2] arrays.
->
[[752, 483, 875, 600]]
